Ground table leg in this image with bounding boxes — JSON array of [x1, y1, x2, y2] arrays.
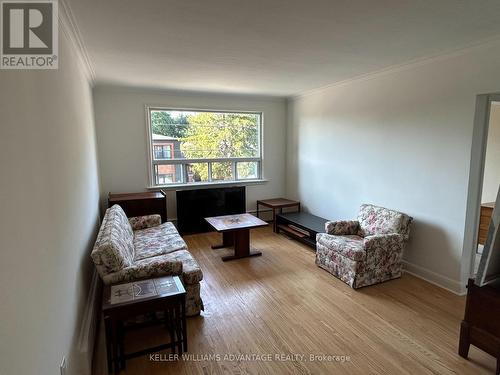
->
[[110, 319, 119, 375], [181, 296, 187, 352], [212, 231, 234, 249], [272, 208, 277, 233], [221, 229, 262, 261], [256, 202, 260, 219], [458, 321, 470, 359], [166, 307, 176, 354], [104, 315, 113, 374], [118, 322, 125, 370], [174, 304, 183, 354]]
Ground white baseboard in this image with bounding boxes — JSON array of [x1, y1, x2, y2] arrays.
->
[[402, 261, 466, 295]]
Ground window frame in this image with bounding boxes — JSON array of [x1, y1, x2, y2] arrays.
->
[[145, 106, 264, 188]]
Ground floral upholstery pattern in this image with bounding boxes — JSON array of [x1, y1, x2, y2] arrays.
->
[[102, 255, 183, 285], [161, 249, 204, 285], [91, 205, 135, 274], [316, 233, 365, 261], [128, 214, 162, 230], [134, 222, 188, 261], [316, 204, 412, 289], [325, 220, 359, 235], [185, 283, 204, 317], [316, 243, 358, 287], [91, 205, 204, 316], [357, 204, 411, 238]]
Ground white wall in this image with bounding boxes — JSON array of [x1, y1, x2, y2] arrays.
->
[[0, 26, 100, 375], [287, 39, 500, 293], [93, 86, 286, 219], [482, 102, 500, 203]]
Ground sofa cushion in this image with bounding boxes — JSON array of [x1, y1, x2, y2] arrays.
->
[[357, 204, 407, 237], [163, 249, 203, 285], [129, 214, 162, 231], [91, 205, 135, 274], [316, 233, 365, 261], [133, 222, 188, 261]]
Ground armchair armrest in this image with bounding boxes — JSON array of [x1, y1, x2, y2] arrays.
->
[[101, 256, 182, 285], [128, 214, 162, 230], [325, 220, 359, 235]]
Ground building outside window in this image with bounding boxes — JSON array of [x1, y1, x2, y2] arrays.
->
[[153, 144, 172, 159]]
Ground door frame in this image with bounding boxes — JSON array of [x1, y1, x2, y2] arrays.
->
[[461, 93, 500, 286]]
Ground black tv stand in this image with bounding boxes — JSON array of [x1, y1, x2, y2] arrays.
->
[[276, 212, 328, 249]]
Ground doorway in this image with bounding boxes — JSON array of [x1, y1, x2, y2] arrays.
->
[[462, 94, 500, 284]]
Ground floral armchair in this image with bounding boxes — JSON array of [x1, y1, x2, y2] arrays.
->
[[315, 204, 412, 289]]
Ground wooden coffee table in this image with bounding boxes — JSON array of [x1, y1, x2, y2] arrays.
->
[[205, 213, 268, 261]]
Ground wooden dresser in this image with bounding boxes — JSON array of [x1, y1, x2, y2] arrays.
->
[[479, 202, 495, 245], [108, 191, 167, 222], [460, 279, 500, 374]]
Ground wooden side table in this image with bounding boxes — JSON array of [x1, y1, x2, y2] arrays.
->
[[256, 198, 300, 233], [102, 276, 187, 374], [108, 190, 167, 222]]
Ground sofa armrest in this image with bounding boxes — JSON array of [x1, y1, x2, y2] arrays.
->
[[128, 214, 162, 230], [325, 220, 359, 235], [363, 233, 405, 254], [101, 255, 182, 285]]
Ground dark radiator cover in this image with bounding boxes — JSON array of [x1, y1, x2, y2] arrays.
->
[[176, 186, 246, 234]]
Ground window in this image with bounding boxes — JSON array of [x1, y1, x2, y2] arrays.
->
[[153, 144, 172, 159], [147, 108, 262, 186]]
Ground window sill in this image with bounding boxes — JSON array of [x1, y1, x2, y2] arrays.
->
[[147, 179, 269, 191]]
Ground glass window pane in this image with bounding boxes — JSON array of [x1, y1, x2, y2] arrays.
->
[[237, 161, 259, 180], [149, 109, 262, 186], [211, 162, 233, 181], [155, 164, 182, 184], [150, 110, 261, 160], [186, 163, 209, 183]]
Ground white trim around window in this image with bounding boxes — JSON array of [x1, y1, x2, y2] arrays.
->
[[145, 106, 264, 188]]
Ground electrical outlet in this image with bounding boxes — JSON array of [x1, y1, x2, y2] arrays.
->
[[60, 356, 67, 375]]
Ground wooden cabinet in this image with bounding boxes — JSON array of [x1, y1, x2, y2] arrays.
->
[[459, 279, 500, 374], [108, 191, 167, 222], [479, 202, 495, 245]]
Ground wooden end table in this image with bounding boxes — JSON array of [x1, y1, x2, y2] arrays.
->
[[256, 198, 300, 233], [205, 213, 268, 261], [102, 276, 187, 374]]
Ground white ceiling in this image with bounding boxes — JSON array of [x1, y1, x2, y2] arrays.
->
[[67, 0, 500, 97]]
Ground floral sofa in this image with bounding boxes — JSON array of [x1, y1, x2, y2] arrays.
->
[[316, 204, 412, 289], [91, 204, 203, 316]]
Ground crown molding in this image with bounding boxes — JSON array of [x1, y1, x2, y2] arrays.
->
[[58, 0, 96, 84], [290, 34, 500, 100]]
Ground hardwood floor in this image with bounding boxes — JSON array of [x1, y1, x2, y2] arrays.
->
[[94, 227, 496, 374]]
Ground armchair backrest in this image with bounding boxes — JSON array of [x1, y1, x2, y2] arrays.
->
[[357, 204, 412, 239], [91, 205, 135, 276]]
